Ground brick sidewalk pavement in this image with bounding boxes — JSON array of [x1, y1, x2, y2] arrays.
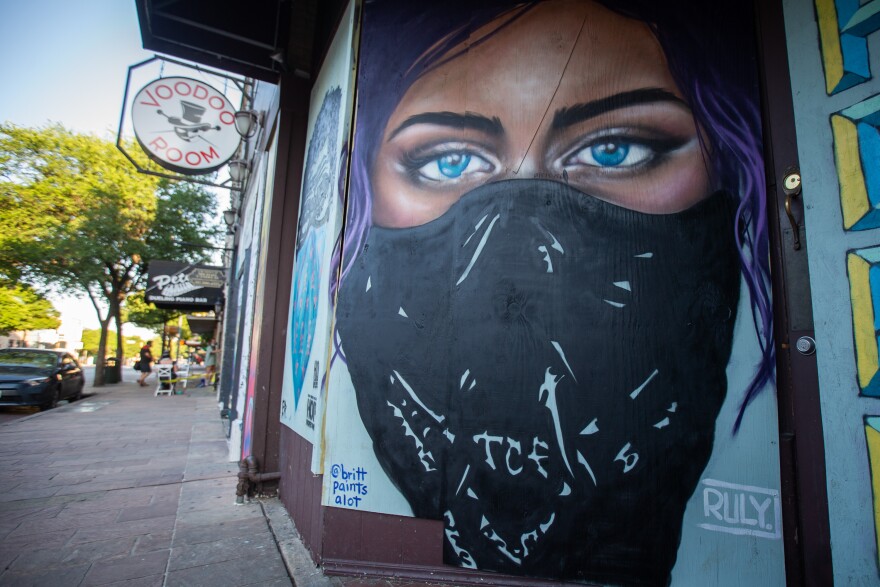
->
[[0, 376, 291, 587]]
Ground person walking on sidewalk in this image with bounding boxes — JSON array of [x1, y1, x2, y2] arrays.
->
[[137, 340, 154, 387]]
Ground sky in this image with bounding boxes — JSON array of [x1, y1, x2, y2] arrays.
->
[[0, 0, 227, 334], [0, 1, 152, 138]]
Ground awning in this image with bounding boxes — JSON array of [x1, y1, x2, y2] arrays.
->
[[134, 0, 291, 82], [186, 315, 219, 336]]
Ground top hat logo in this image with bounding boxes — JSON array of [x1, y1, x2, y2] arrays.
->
[[157, 100, 220, 142], [180, 101, 206, 123]]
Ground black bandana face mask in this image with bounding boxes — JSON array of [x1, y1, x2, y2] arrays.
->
[[337, 179, 740, 586]]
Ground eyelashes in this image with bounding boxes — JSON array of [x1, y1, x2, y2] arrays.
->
[[418, 152, 494, 181], [398, 132, 690, 185], [402, 143, 497, 183], [565, 140, 651, 169], [560, 134, 688, 172]]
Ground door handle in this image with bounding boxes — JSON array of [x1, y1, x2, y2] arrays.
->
[[783, 170, 802, 250]]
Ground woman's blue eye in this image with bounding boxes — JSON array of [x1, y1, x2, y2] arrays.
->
[[565, 139, 654, 170], [437, 153, 472, 178], [416, 151, 493, 181], [591, 142, 630, 167]]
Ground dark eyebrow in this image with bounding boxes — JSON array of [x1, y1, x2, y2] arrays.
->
[[388, 111, 504, 140], [551, 88, 687, 130]]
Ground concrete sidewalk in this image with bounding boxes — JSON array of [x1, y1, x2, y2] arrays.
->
[[0, 374, 292, 587]]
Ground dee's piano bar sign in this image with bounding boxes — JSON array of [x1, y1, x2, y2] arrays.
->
[[145, 261, 225, 310]]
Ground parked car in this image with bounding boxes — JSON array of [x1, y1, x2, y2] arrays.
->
[[0, 349, 85, 410]]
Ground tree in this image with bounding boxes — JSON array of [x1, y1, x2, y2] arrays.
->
[[80, 328, 102, 356], [81, 328, 148, 360], [0, 124, 217, 385], [124, 291, 189, 356], [124, 291, 181, 329], [0, 283, 61, 335]]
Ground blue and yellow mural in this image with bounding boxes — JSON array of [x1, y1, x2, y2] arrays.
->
[[865, 416, 880, 564], [815, 0, 880, 95], [833, 95, 880, 230], [848, 246, 880, 396], [784, 0, 880, 580]]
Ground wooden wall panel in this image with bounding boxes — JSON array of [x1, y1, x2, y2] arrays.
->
[[279, 425, 325, 561]]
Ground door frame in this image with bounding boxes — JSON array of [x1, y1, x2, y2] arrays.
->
[[754, 1, 833, 584]]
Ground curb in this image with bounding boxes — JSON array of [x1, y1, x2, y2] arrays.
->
[[260, 497, 342, 587], [0, 390, 105, 426]]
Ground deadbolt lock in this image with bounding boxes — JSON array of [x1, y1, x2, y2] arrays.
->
[[783, 171, 802, 196]]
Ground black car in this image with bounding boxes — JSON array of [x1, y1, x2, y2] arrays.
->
[[0, 349, 85, 410]]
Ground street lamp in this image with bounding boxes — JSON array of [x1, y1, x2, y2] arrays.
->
[[222, 208, 238, 229], [227, 159, 248, 183], [233, 110, 260, 139]]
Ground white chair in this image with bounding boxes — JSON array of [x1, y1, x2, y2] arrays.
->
[[176, 361, 190, 392], [154, 364, 174, 396]]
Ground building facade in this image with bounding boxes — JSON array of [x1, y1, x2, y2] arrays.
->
[[134, 0, 880, 584]]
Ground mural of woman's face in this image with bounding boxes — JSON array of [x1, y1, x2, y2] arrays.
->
[[372, 0, 710, 228], [338, 1, 742, 583]]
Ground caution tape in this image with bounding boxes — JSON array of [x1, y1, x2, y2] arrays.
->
[[159, 373, 214, 383]]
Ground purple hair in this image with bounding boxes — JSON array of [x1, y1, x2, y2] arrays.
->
[[332, 0, 773, 431]]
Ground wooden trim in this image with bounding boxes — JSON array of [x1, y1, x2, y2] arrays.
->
[[754, 0, 832, 584]]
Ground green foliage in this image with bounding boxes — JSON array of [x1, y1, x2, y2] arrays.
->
[[0, 124, 156, 284], [0, 124, 218, 289], [80, 328, 101, 356], [0, 124, 219, 383], [81, 328, 147, 359], [0, 284, 61, 334], [124, 291, 180, 329], [147, 179, 219, 262]]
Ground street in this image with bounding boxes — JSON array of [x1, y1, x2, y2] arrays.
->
[[0, 366, 99, 425]]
